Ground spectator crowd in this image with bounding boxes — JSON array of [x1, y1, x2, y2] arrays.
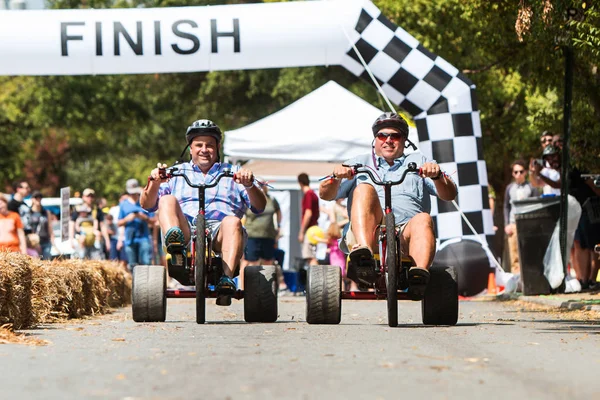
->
[[1, 128, 598, 294]]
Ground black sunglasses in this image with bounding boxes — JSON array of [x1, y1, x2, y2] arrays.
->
[[513, 170, 526, 175], [376, 132, 405, 141]]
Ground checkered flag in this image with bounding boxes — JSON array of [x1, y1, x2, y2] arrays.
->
[[341, 1, 494, 245]]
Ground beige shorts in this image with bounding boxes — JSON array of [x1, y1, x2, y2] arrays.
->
[[341, 221, 408, 254], [301, 235, 317, 259]]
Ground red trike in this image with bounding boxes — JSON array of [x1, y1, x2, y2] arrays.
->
[[132, 165, 278, 324], [306, 162, 459, 327]]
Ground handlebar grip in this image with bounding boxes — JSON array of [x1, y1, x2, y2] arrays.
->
[[158, 168, 167, 179], [407, 162, 417, 171]]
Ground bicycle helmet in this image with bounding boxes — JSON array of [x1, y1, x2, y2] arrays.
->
[[542, 145, 559, 157], [371, 112, 409, 136], [185, 119, 222, 145]]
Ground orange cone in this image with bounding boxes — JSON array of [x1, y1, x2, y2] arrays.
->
[[487, 270, 497, 295]]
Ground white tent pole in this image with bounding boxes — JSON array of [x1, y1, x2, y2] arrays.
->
[[340, 21, 504, 272]]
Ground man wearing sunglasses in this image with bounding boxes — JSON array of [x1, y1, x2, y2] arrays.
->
[[319, 112, 457, 295], [503, 160, 538, 275], [540, 131, 553, 150]]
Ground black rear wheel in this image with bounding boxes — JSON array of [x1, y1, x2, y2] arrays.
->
[[422, 265, 459, 325], [386, 213, 398, 327], [195, 215, 206, 324]]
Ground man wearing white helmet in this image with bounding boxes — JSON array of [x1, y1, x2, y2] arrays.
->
[[141, 119, 266, 295]]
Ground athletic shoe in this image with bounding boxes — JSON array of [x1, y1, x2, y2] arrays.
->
[[216, 275, 236, 295], [164, 227, 185, 267]]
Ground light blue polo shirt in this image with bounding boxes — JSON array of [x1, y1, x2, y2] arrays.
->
[[335, 152, 454, 226]]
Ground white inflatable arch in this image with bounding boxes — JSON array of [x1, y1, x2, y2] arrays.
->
[[0, 0, 494, 244]]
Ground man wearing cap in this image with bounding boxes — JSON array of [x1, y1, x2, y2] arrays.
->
[[141, 119, 266, 296], [319, 112, 457, 297], [69, 187, 110, 257], [118, 179, 152, 269]]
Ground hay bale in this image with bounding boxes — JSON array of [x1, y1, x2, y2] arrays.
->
[[0, 252, 33, 330], [96, 262, 132, 307], [3, 254, 132, 328]]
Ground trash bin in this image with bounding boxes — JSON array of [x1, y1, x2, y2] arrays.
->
[[513, 196, 561, 296]]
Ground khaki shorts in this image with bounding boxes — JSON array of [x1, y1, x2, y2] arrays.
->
[[301, 235, 317, 259], [341, 221, 408, 254]]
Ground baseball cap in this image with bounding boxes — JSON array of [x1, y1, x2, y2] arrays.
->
[[82, 188, 95, 197], [32, 190, 43, 199], [126, 178, 142, 195]]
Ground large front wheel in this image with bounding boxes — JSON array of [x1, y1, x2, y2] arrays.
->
[[385, 213, 398, 327], [195, 215, 206, 324]]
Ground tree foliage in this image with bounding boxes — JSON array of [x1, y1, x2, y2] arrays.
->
[[0, 0, 597, 206]]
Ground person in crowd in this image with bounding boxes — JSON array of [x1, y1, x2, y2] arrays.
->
[[540, 131, 554, 151], [569, 165, 600, 290], [118, 179, 152, 270], [529, 145, 561, 195], [29, 191, 55, 260], [297, 172, 320, 267], [241, 182, 288, 292], [0, 195, 27, 254], [319, 112, 457, 295], [552, 134, 563, 150], [327, 198, 349, 230], [503, 160, 538, 275], [69, 188, 109, 258], [8, 179, 32, 234], [74, 204, 98, 259], [108, 194, 128, 266], [141, 119, 266, 295]]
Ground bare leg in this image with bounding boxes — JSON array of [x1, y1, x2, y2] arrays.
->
[[213, 216, 244, 278], [158, 195, 191, 243], [590, 250, 599, 283], [350, 184, 383, 253], [401, 213, 436, 270], [573, 240, 590, 283]]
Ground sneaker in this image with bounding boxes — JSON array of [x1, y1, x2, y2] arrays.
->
[[164, 227, 185, 267], [407, 267, 430, 300], [347, 246, 377, 286], [216, 275, 236, 295]]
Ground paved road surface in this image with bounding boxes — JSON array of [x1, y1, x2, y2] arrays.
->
[[1, 297, 599, 399]]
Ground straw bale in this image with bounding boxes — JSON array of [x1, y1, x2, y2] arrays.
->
[[3, 253, 132, 328], [96, 262, 132, 307], [0, 252, 33, 330]]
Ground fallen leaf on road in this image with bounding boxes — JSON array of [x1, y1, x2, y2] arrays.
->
[[116, 374, 126, 380], [188, 352, 197, 356], [286, 328, 297, 331], [430, 365, 449, 372], [380, 362, 395, 368], [527, 342, 540, 345], [160, 369, 168, 375], [112, 338, 126, 342], [323, 354, 335, 357], [465, 358, 480, 363]]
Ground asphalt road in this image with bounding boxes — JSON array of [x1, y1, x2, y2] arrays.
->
[[1, 297, 599, 400]]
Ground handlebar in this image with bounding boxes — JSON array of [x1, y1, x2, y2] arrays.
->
[[341, 162, 418, 186], [161, 165, 235, 189], [581, 174, 600, 188]]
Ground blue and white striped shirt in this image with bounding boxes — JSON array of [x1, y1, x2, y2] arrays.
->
[[145, 161, 261, 224]]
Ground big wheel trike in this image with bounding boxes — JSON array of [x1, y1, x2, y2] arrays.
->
[[132, 165, 278, 324], [306, 162, 458, 327]]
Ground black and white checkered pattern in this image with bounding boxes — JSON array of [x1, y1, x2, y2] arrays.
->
[[341, 1, 494, 246]]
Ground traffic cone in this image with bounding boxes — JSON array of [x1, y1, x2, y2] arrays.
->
[[487, 270, 498, 295]]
